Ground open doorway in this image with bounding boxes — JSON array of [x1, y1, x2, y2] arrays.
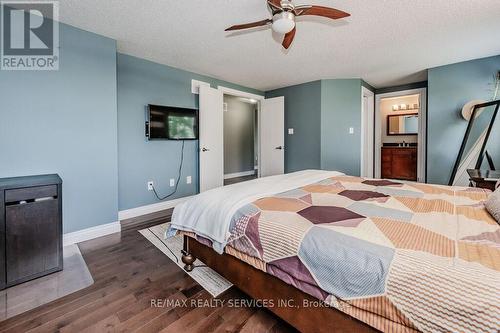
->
[[222, 94, 259, 185], [198, 84, 284, 192], [374, 88, 427, 182]]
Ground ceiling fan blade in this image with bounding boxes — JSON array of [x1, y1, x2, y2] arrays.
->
[[295, 5, 350, 20], [225, 19, 272, 31], [282, 27, 296, 49], [267, 0, 282, 11]]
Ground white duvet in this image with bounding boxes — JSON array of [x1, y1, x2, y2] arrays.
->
[[168, 169, 344, 253]]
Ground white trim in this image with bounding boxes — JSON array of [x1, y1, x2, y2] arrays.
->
[[217, 86, 265, 101], [361, 87, 375, 178], [63, 221, 121, 247], [191, 79, 210, 94], [374, 88, 427, 182], [224, 170, 256, 179], [118, 195, 194, 221]]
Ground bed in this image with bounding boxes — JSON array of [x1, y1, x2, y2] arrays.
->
[[168, 170, 500, 333]]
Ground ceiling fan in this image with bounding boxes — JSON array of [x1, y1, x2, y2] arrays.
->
[[225, 0, 350, 49]]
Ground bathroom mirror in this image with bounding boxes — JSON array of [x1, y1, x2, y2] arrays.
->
[[387, 113, 418, 135], [449, 100, 500, 186]]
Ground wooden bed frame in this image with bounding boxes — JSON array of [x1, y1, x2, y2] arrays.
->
[[181, 235, 379, 333]]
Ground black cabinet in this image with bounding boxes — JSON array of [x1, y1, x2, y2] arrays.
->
[[0, 174, 63, 289]]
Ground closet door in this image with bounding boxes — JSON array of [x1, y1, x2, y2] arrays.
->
[[199, 86, 224, 192], [260, 97, 285, 177]]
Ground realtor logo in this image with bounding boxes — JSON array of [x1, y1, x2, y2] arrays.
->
[[1, 1, 59, 70]]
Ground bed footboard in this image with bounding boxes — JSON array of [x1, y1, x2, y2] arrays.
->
[[182, 235, 379, 333]]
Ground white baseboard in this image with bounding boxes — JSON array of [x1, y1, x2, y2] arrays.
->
[[118, 195, 194, 221], [63, 221, 121, 247], [224, 170, 256, 180]]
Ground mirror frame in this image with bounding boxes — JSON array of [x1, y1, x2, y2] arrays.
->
[[387, 113, 418, 136], [448, 100, 500, 186]]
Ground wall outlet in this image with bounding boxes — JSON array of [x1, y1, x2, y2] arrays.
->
[[186, 176, 192, 184], [349, 127, 354, 134], [147, 181, 154, 191], [288, 128, 294, 135], [169, 178, 175, 187]]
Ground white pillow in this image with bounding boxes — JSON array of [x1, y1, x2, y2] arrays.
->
[[485, 187, 500, 223]]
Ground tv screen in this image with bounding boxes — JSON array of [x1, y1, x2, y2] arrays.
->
[[147, 105, 198, 140]]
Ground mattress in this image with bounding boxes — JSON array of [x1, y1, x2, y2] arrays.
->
[[173, 172, 500, 333]]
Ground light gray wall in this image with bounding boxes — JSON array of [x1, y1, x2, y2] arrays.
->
[[117, 54, 262, 211], [0, 24, 118, 233], [223, 95, 256, 175], [427, 55, 500, 184], [266, 81, 322, 172], [321, 79, 363, 175]]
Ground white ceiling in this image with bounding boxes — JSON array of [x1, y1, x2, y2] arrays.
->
[[59, 0, 500, 91]]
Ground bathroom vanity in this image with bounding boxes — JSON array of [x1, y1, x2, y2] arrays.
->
[[381, 146, 417, 181]]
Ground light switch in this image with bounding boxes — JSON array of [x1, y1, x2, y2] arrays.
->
[[288, 128, 294, 135], [186, 176, 192, 184], [170, 179, 175, 187], [349, 127, 354, 134]]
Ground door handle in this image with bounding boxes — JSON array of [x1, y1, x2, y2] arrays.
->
[[201, 147, 210, 152], [275, 146, 284, 150]]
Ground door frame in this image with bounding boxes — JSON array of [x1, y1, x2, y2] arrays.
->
[[217, 86, 265, 178], [374, 88, 427, 182], [361, 87, 375, 178]]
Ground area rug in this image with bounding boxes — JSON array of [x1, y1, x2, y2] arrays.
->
[[0, 244, 94, 320], [139, 223, 232, 297]]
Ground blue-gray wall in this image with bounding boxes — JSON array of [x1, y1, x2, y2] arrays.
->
[[266, 79, 364, 176], [266, 81, 322, 173], [2, 14, 498, 235], [427, 55, 500, 184], [117, 54, 262, 211], [321, 79, 363, 175], [0, 24, 118, 233]]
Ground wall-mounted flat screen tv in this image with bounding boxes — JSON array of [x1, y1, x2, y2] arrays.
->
[[147, 105, 198, 140]]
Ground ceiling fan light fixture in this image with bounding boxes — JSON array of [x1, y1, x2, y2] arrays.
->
[[272, 12, 295, 34]]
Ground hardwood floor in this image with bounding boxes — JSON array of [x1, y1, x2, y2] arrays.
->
[[0, 223, 296, 333]]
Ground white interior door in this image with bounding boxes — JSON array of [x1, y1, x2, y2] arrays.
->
[[361, 87, 375, 178], [199, 85, 224, 192], [260, 97, 285, 177]]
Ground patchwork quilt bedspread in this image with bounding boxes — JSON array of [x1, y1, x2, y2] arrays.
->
[[199, 175, 500, 333]]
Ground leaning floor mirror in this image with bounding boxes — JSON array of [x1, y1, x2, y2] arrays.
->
[[449, 100, 500, 186]]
